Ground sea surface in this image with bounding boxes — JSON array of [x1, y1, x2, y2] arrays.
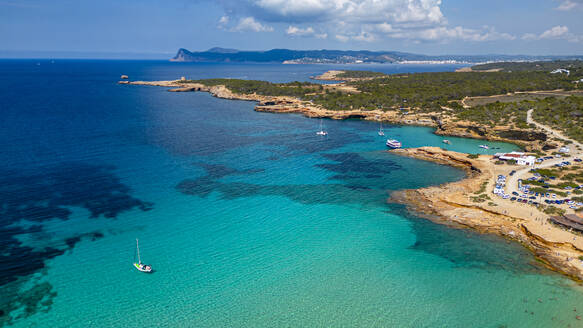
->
[[1, 60, 583, 327]]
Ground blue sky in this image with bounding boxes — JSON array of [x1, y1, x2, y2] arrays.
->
[[1, 0, 583, 57]]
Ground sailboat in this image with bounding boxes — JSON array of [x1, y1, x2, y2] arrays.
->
[[133, 239, 152, 273], [378, 121, 385, 136], [316, 119, 328, 136]]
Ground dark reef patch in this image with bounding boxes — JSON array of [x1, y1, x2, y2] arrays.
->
[[177, 161, 388, 206], [0, 163, 151, 325], [318, 152, 401, 176], [197, 163, 265, 179], [178, 180, 388, 206]]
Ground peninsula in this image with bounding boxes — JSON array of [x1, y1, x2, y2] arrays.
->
[[171, 47, 583, 64], [121, 60, 583, 279]]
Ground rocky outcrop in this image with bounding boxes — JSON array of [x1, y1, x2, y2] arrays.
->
[[496, 129, 547, 142], [312, 70, 346, 81], [391, 147, 481, 174]]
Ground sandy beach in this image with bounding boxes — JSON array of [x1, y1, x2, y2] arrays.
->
[[390, 147, 583, 281]]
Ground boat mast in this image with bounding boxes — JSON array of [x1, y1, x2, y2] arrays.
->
[[136, 238, 141, 264]]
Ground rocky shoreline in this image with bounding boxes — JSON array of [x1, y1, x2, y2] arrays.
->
[[311, 70, 383, 82], [389, 147, 583, 281], [120, 79, 583, 281], [119, 79, 548, 150]]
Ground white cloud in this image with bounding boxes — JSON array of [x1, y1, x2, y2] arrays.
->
[[335, 34, 349, 42], [219, 16, 229, 25], [376, 23, 399, 33], [540, 25, 569, 39], [217, 15, 229, 29], [285, 25, 327, 38], [232, 17, 274, 32], [352, 31, 376, 42], [286, 25, 314, 36], [522, 25, 580, 42], [216, 0, 518, 43], [219, 0, 445, 26], [379, 25, 515, 42], [556, 0, 583, 10]]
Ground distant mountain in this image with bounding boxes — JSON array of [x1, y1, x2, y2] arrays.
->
[[171, 48, 583, 64]]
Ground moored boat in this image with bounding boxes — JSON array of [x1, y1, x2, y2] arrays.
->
[[386, 139, 402, 149], [442, 139, 451, 144], [479, 144, 489, 149], [133, 239, 152, 273], [316, 119, 328, 136]]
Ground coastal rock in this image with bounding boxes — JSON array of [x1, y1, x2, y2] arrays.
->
[[119, 78, 541, 150]]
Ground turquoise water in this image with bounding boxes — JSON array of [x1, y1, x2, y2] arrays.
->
[[2, 60, 583, 327]]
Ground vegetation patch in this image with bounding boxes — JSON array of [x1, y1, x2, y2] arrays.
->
[[180, 79, 322, 98], [532, 96, 583, 143], [335, 70, 387, 79]]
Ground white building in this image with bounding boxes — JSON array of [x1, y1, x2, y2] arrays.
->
[[516, 156, 536, 166], [496, 151, 535, 166], [551, 68, 570, 75]]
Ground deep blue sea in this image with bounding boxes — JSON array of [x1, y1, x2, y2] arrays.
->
[[1, 60, 583, 327]]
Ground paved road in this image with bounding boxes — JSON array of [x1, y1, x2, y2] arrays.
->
[[504, 109, 582, 201]]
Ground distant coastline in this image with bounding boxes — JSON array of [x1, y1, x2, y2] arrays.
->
[[171, 47, 583, 65]]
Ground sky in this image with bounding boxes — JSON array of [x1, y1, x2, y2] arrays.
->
[[1, 0, 583, 58]]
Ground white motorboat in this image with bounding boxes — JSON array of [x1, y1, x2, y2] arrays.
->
[[386, 139, 402, 149]]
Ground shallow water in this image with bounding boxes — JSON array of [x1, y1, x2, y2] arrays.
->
[[1, 60, 582, 327]]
